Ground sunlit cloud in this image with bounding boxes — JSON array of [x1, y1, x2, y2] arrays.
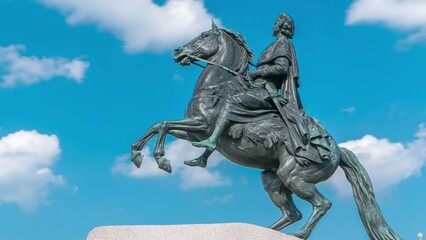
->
[[346, 0, 426, 49], [341, 107, 356, 114], [112, 139, 231, 190], [202, 193, 234, 206], [329, 124, 426, 196], [0, 130, 65, 211], [0, 45, 89, 87], [38, 0, 220, 53]]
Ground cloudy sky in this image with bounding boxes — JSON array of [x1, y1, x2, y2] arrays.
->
[[0, 0, 425, 239]]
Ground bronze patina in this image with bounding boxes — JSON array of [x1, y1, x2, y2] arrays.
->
[[131, 13, 401, 240]]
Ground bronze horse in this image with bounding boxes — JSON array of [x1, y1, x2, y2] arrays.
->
[[131, 23, 401, 240]]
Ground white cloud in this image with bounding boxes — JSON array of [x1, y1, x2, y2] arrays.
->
[[111, 151, 170, 179], [203, 193, 234, 206], [112, 139, 231, 189], [329, 124, 426, 196], [173, 72, 184, 82], [180, 168, 231, 190], [0, 45, 89, 87], [346, 0, 426, 48], [0, 130, 64, 211], [341, 107, 356, 114], [37, 0, 220, 53]]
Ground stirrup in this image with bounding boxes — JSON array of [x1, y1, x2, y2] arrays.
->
[[192, 140, 216, 151]]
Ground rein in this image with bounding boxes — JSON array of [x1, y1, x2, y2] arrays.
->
[[187, 54, 251, 82], [187, 54, 256, 90], [182, 30, 255, 88]]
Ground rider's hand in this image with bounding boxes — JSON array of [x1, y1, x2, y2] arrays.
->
[[248, 70, 260, 79], [264, 95, 280, 102], [264, 95, 272, 101], [277, 96, 289, 105]]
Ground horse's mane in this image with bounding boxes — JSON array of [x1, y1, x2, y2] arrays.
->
[[221, 28, 255, 67]]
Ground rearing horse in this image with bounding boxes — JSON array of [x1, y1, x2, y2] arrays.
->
[[131, 23, 401, 240]]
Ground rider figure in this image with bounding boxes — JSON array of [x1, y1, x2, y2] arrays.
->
[[190, 13, 311, 167]]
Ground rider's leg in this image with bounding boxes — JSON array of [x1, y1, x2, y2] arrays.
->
[[192, 107, 231, 150], [192, 117, 230, 150], [168, 130, 213, 168], [192, 89, 268, 150], [184, 149, 213, 168]]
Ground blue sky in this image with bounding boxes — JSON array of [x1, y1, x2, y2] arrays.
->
[[0, 0, 425, 239]]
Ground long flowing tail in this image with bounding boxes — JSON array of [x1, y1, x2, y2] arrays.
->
[[339, 147, 402, 240]]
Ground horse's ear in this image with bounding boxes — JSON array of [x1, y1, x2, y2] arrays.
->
[[212, 20, 219, 30]]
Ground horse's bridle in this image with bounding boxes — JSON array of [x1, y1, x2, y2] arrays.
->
[[182, 30, 253, 84]]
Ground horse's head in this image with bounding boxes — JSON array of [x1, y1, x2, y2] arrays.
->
[[174, 21, 222, 66]]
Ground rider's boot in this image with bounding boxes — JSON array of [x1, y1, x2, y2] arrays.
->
[[184, 149, 213, 168]]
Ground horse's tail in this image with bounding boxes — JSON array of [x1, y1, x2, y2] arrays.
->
[[339, 147, 402, 240]]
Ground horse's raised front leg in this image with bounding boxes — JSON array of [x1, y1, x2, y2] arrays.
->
[[130, 122, 164, 168], [153, 118, 208, 173]]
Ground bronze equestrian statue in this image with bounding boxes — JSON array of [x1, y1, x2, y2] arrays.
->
[[131, 13, 401, 240]]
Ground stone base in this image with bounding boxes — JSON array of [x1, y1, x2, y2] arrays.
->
[[87, 223, 301, 240]]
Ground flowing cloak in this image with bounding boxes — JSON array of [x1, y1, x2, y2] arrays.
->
[[275, 41, 332, 162], [280, 41, 331, 162]]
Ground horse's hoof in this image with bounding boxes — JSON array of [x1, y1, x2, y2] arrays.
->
[[290, 231, 308, 240], [268, 219, 285, 231], [158, 157, 172, 173], [131, 151, 143, 168], [184, 158, 206, 168]]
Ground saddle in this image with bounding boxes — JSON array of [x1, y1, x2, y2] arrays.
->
[[228, 116, 332, 163]]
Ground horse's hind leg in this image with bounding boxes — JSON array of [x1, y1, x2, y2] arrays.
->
[[261, 170, 302, 231], [277, 167, 332, 239], [293, 186, 331, 239]]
